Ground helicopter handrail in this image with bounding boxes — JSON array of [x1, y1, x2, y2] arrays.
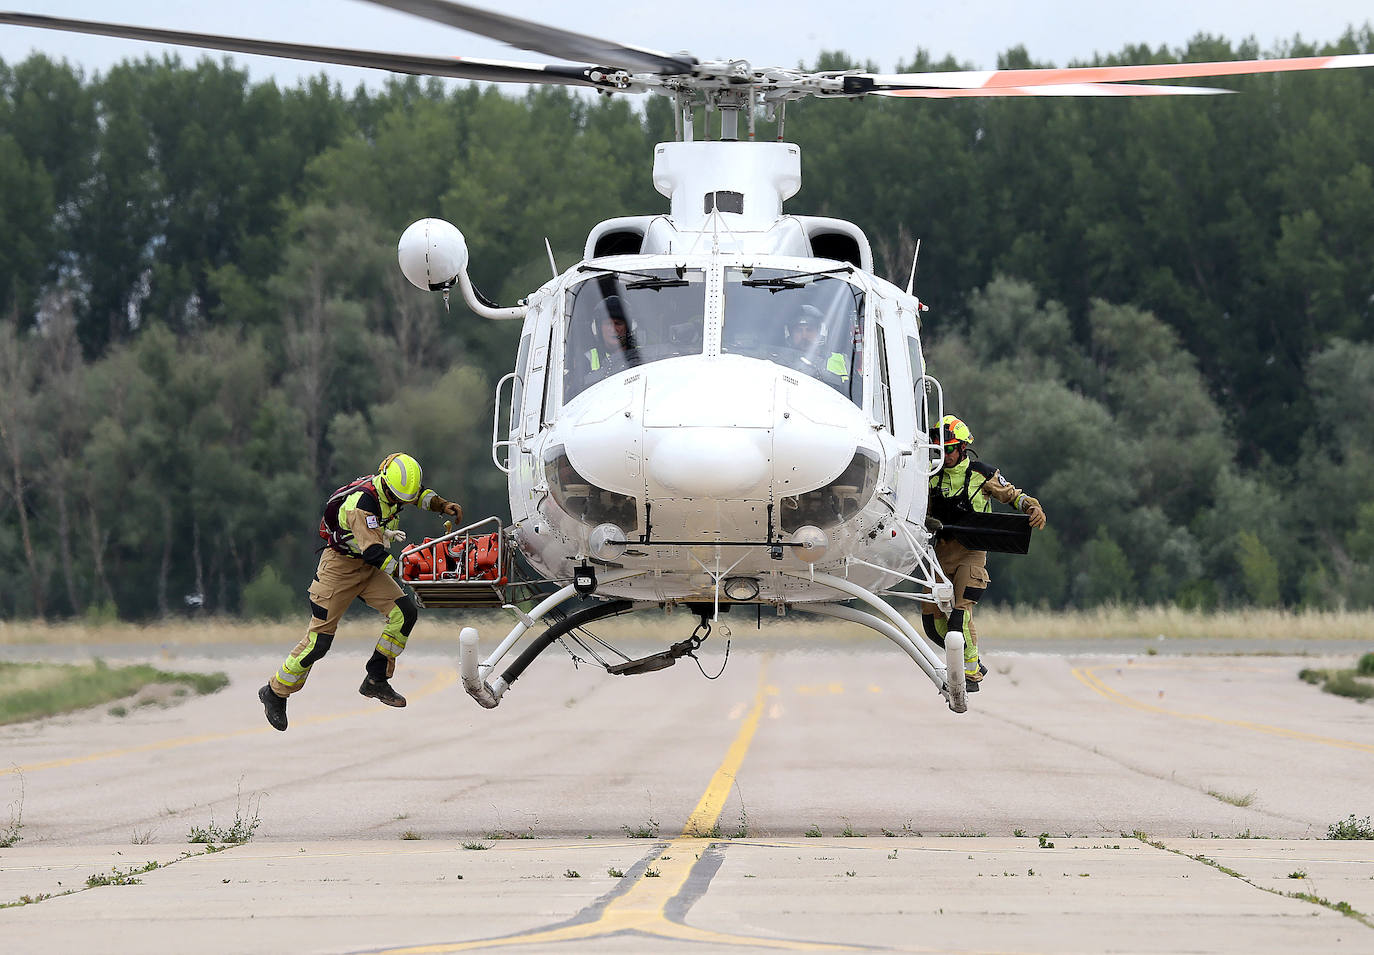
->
[[491, 371, 522, 474], [915, 373, 946, 478]]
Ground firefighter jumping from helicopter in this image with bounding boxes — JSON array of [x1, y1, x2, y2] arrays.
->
[[920, 415, 1047, 691], [258, 452, 463, 731]]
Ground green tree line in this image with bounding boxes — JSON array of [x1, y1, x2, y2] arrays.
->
[[0, 28, 1370, 619]]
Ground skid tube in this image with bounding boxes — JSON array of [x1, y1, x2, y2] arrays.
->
[[784, 571, 967, 713], [459, 570, 648, 708]]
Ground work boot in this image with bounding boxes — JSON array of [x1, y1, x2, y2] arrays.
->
[[360, 675, 407, 707], [964, 662, 989, 693], [258, 684, 288, 731]]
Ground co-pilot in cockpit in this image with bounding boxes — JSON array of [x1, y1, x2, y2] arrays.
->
[[720, 267, 863, 405]]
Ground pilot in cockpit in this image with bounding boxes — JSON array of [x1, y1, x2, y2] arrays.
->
[[787, 305, 849, 382], [583, 295, 639, 381]]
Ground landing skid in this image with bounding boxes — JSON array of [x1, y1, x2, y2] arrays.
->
[[458, 571, 966, 714]]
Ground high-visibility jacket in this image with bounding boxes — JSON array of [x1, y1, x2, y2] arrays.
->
[[320, 476, 441, 574], [929, 457, 1030, 526]]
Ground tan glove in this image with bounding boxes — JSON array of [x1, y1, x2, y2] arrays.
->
[[1021, 495, 1047, 530], [428, 493, 463, 522], [383, 528, 407, 545]]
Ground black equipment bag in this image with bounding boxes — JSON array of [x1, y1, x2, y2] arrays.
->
[[935, 511, 1033, 555]]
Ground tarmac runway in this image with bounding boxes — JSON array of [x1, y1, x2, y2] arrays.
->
[[1, 633, 1372, 952]]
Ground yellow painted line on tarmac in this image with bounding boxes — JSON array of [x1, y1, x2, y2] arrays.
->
[[372, 657, 868, 954], [1072, 666, 1374, 754], [1, 666, 458, 777]]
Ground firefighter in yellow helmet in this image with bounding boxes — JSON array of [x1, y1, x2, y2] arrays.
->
[[919, 415, 1046, 691], [258, 452, 463, 731]]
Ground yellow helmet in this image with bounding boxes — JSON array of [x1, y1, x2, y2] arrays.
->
[[377, 452, 423, 503], [929, 414, 973, 449]]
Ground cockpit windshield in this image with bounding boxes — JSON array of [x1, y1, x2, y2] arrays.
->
[[563, 268, 706, 402], [721, 268, 864, 406]]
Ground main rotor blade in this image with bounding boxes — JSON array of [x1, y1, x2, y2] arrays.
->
[[874, 82, 1230, 98], [853, 52, 1374, 93], [0, 12, 605, 87], [361, 0, 697, 75]]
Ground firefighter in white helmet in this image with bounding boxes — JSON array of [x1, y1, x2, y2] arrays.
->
[[258, 452, 462, 731]]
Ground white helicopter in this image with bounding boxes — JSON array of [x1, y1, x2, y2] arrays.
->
[[7, 2, 1373, 715]]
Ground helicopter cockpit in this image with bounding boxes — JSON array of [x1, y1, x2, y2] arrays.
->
[[563, 268, 707, 402], [561, 264, 865, 405], [721, 267, 863, 405]]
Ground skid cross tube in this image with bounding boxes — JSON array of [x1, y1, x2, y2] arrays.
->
[[500, 599, 635, 688]]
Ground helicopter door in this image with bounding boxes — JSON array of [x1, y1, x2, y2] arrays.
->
[[522, 324, 554, 440]]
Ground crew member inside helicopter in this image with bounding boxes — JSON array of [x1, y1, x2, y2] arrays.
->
[[785, 304, 849, 382], [582, 294, 639, 386], [919, 415, 1046, 692]]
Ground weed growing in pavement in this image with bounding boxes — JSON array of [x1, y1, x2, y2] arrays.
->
[[839, 820, 864, 837], [1, 774, 23, 848], [887, 850, 898, 860], [688, 822, 722, 838], [881, 828, 896, 838], [563, 869, 580, 878], [844, 870, 856, 877], [1328, 815, 1374, 840], [804, 824, 822, 838], [462, 841, 490, 850], [1038, 833, 1056, 849], [730, 784, 751, 839], [1, 892, 64, 908], [1013, 828, 1027, 838], [622, 817, 660, 839], [131, 828, 154, 845], [644, 867, 661, 878], [187, 806, 260, 844], [1288, 870, 1308, 879], [400, 830, 422, 840], [187, 780, 261, 845], [1206, 790, 1256, 808], [607, 867, 625, 878], [86, 860, 161, 887]]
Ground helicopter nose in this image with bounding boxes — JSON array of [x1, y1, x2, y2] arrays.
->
[[642, 361, 775, 499], [647, 427, 770, 497]]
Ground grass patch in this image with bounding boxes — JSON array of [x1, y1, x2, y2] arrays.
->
[[0, 660, 228, 725], [1298, 662, 1374, 702], [1206, 789, 1256, 808]]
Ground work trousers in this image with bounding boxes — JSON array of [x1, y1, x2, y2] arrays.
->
[[918, 539, 991, 672], [270, 548, 408, 697]]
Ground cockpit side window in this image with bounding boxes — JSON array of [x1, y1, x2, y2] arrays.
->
[[721, 268, 864, 406], [562, 269, 706, 403]]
